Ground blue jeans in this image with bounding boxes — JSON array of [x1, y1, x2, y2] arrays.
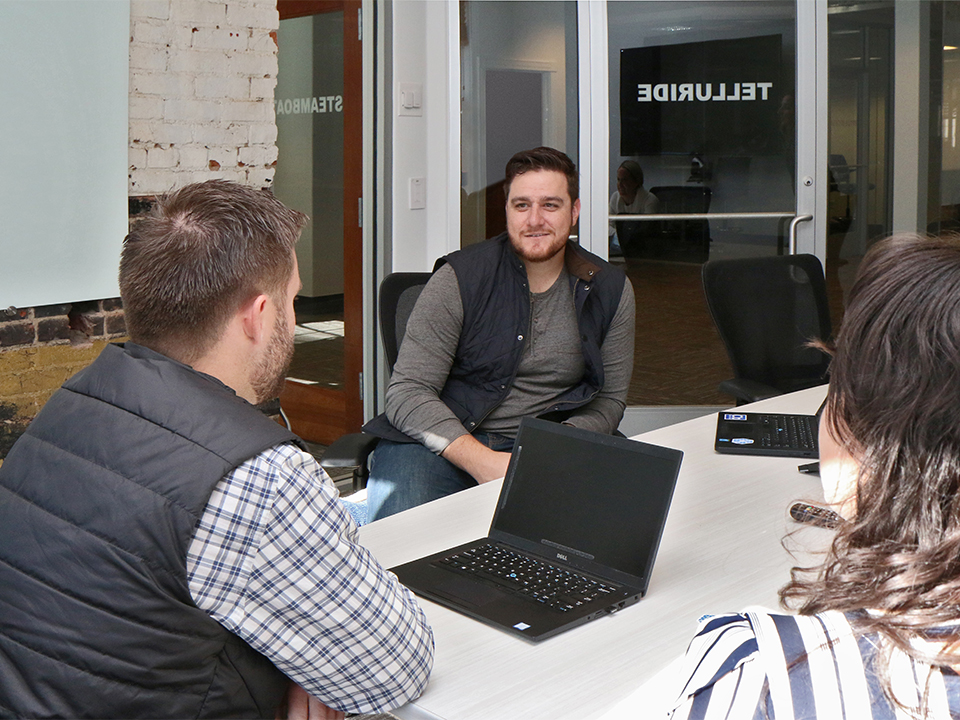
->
[[366, 433, 515, 521]]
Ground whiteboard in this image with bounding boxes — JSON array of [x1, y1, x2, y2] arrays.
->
[[0, 1, 129, 309]]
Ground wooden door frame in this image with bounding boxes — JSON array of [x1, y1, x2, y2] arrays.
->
[[277, 0, 364, 445]]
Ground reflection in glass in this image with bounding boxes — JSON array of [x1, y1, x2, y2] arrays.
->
[[459, 1, 579, 247], [274, 13, 345, 389], [825, 1, 892, 325], [607, 1, 797, 406]]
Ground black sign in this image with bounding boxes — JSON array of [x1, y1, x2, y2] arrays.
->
[[620, 34, 784, 156]]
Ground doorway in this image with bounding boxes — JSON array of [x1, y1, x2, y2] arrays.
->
[[604, 1, 817, 407], [274, 0, 363, 444]]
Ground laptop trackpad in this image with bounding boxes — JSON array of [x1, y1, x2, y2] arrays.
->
[[433, 574, 503, 608]]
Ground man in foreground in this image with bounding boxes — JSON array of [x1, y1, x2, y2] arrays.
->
[[365, 146, 635, 520], [0, 181, 433, 718]]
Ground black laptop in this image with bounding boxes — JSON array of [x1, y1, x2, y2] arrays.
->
[[390, 417, 683, 642], [714, 398, 825, 458]]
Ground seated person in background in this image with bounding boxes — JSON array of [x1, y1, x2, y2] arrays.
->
[[609, 159, 659, 255], [364, 147, 635, 521], [0, 181, 433, 719], [670, 233, 960, 719]]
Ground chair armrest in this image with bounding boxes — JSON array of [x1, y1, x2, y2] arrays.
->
[[718, 378, 783, 405], [319, 433, 381, 469]]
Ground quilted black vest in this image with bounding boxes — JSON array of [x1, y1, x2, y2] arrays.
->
[[363, 234, 625, 443], [0, 343, 300, 718]]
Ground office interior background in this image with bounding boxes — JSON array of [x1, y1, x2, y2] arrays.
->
[[0, 0, 956, 454]]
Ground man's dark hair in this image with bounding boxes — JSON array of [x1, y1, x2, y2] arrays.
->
[[119, 180, 307, 364], [504, 146, 579, 203]]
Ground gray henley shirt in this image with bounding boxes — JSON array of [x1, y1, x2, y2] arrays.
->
[[384, 262, 636, 454]]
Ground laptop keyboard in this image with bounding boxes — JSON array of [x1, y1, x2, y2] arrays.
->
[[760, 414, 816, 450], [437, 543, 618, 613]]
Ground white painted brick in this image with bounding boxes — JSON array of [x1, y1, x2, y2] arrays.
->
[[126, 0, 279, 201], [168, 48, 228, 76], [169, 26, 196, 49], [163, 98, 221, 124], [131, 0, 170, 21], [228, 51, 275, 77], [129, 147, 148, 170], [132, 71, 193, 98], [129, 45, 169, 72], [192, 124, 227, 146], [148, 122, 195, 146], [249, 123, 277, 145], [248, 30, 278, 55], [191, 26, 248, 52], [130, 168, 179, 195], [132, 20, 173, 46], [216, 168, 245, 184], [238, 145, 276, 167], [221, 100, 273, 124], [178, 145, 209, 169], [128, 96, 164, 121], [147, 146, 178, 169], [224, 123, 252, 146], [195, 75, 249, 99], [172, 1, 225, 25], [129, 119, 157, 145], [225, 3, 278, 30], [207, 147, 239, 168], [246, 168, 276, 188], [250, 76, 275, 101]]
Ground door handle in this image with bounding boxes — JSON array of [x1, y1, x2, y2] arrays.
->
[[788, 214, 813, 255]]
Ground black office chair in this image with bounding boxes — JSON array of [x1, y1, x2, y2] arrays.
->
[[649, 185, 712, 261], [701, 254, 832, 405], [319, 272, 433, 491]]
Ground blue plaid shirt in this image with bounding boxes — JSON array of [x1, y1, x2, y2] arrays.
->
[[186, 443, 434, 714]]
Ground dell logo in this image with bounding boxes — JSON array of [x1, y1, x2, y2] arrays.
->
[[557, 553, 567, 561]]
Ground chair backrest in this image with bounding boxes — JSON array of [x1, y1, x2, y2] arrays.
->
[[378, 272, 433, 373], [649, 186, 712, 256], [649, 185, 712, 214], [701, 254, 832, 393]]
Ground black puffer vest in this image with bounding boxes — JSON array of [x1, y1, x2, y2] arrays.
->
[[365, 234, 625, 442], [0, 343, 300, 718]]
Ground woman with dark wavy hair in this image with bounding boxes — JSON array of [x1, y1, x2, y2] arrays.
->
[[670, 234, 960, 719]]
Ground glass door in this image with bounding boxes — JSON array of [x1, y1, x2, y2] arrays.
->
[[601, 1, 822, 406], [274, 1, 364, 444]]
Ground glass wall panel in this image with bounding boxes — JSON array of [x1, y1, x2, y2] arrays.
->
[[459, 1, 579, 247], [274, 13, 346, 390], [939, 3, 960, 234], [608, 1, 798, 406], [825, 1, 893, 319]]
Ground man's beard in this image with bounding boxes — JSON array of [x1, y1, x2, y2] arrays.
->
[[509, 233, 568, 264], [251, 309, 295, 404]]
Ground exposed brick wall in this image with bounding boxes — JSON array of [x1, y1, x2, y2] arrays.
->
[[129, 0, 280, 194], [0, 0, 280, 458]]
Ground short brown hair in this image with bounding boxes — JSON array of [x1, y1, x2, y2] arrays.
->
[[504, 146, 579, 203], [119, 180, 307, 363]]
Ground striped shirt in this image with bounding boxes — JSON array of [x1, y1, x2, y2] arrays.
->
[[670, 609, 960, 720], [185, 443, 434, 714]]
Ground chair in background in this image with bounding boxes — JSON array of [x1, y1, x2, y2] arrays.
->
[[701, 254, 832, 405], [319, 271, 433, 491], [648, 185, 712, 262]]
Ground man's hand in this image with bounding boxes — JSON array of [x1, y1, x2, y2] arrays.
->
[[278, 682, 344, 720], [441, 434, 511, 484]]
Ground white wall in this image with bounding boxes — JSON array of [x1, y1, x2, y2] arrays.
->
[[389, 0, 459, 272]]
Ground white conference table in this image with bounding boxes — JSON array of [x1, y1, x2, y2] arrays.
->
[[359, 386, 832, 720]]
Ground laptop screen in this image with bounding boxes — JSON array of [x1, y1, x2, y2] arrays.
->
[[491, 419, 682, 580]]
